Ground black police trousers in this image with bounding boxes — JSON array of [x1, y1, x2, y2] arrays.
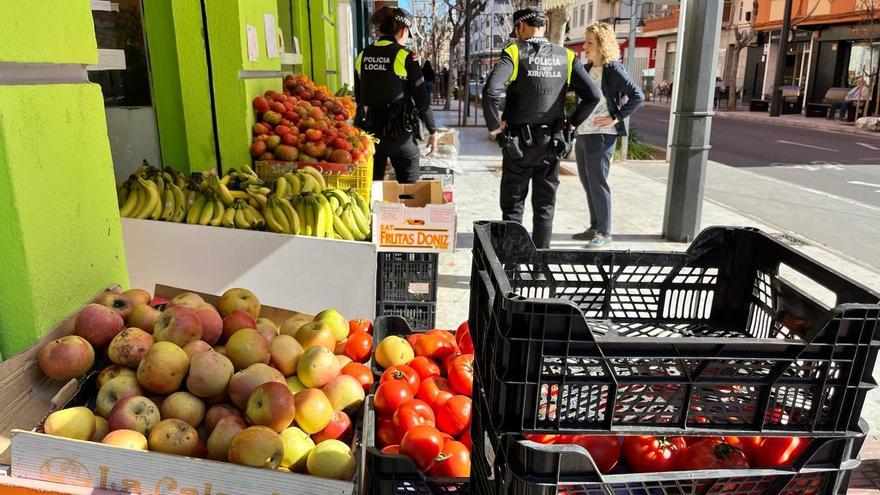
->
[[372, 132, 420, 183], [499, 129, 560, 249]]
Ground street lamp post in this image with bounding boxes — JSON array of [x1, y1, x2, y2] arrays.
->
[[620, 0, 639, 162], [769, 0, 794, 117]]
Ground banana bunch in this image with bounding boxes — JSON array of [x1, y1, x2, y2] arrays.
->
[[263, 196, 302, 234], [118, 162, 190, 221], [273, 165, 328, 199], [223, 199, 267, 229], [286, 187, 371, 241]]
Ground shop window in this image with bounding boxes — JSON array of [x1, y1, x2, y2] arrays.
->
[[580, 6, 586, 26], [848, 42, 880, 88], [89, 0, 151, 107]]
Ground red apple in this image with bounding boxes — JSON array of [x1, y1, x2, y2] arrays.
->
[[311, 410, 352, 444], [217, 288, 261, 319], [194, 304, 223, 345], [38, 335, 95, 381], [222, 310, 257, 341], [74, 303, 125, 348], [246, 382, 296, 432], [154, 306, 203, 347], [95, 292, 134, 320]]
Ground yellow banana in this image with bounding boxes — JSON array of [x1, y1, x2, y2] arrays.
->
[[333, 214, 355, 240], [311, 196, 327, 238], [217, 181, 235, 206], [210, 197, 225, 226], [135, 177, 160, 220], [350, 203, 370, 238], [300, 165, 327, 190], [241, 163, 260, 180], [220, 174, 233, 186], [160, 187, 175, 221], [199, 197, 215, 225], [300, 198, 314, 236], [342, 205, 365, 241], [315, 194, 333, 237], [275, 177, 290, 198], [301, 173, 318, 194], [186, 188, 198, 207], [117, 183, 130, 208], [350, 189, 371, 219], [119, 183, 140, 217], [284, 173, 302, 196], [247, 204, 265, 228], [278, 198, 301, 235], [234, 207, 250, 229], [155, 175, 166, 203], [222, 203, 236, 227], [170, 184, 188, 222], [186, 194, 207, 224], [326, 189, 351, 206], [265, 200, 288, 233], [230, 190, 249, 200]]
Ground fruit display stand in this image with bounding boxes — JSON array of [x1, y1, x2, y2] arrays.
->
[[2, 286, 363, 495], [121, 219, 378, 319]]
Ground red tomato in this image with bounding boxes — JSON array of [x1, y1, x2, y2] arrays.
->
[[524, 434, 559, 444], [414, 334, 458, 360], [622, 436, 687, 473], [400, 425, 445, 471], [376, 418, 401, 448], [341, 362, 374, 392], [349, 318, 372, 335], [750, 437, 810, 468], [436, 395, 472, 436], [417, 377, 456, 410], [381, 365, 421, 394], [392, 399, 436, 437], [407, 333, 424, 348], [426, 329, 458, 347], [677, 439, 749, 470], [456, 322, 474, 354], [447, 354, 474, 396], [344, 332, 372, 363], [441, 352, 462, 373], [459, 428, 472, 450], [381, 445, 400, 454], [567, 435, 622, 474], [427, 440, 470, 477], [374, 381, 413, 416], [723, 436, 763, 462], [409, 356, 442, 380]]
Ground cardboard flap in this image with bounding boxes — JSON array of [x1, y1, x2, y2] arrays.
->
[[382, 181, 444, 207]]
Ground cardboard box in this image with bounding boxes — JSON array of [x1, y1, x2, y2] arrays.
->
[[5, 285, 362, 495], [372, 181, 456, 253]]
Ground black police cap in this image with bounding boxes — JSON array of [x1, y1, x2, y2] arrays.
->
[[393, 7, 414, 28], [510, 7, 545, 37]]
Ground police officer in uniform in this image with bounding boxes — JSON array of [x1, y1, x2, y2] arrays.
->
[[354, 7, 439, 183], [482, 7, 600, 248]]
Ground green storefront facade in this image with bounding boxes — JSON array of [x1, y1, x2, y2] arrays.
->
[[0, 0, 369, 361]]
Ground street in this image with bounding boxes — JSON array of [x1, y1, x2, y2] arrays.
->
[[630, 104, 880, 269]]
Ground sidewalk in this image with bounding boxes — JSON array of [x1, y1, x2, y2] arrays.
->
[[428, 105, 880, 491], [644, 100, 880, 137]]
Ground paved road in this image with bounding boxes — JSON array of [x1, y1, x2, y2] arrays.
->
[[632, 105, 880, 207]]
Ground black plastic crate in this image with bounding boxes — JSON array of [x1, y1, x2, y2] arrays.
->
[[469, 221, 880, 436], [378, 301, 436, 330], [470, 385, 867, 495], [377, 251, 439, 303]]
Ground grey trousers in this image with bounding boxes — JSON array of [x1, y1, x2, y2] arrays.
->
[[575, 133, 617, 235]]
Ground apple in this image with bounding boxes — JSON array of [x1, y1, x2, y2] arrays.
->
[[91, 416, 109, 442], [123, 288, 152, 306], [107, 327, 154, 369], [294, 322, 336, 352], [127, 304, 161, 334], [218, 288, 261, 319], [108, 395, 160, 435], [336, 355, 353, 368], [182, 340, 212, 358], [313, 309, 349, 342], [280, 314, 312, 338], [95, 292, 134, 320], [74, 303, 124, 348], [228, 363, 285, 409], [226, 328, 270, 370], [160, 391, 206, 428], [246, 382, 296, 432], [44, 407, 95, 440], [207, 415, 247, 461], [321, 375, 365, 414], [311, 410, 352, 444], [148, 419, 200, 456], [286, 376, 306, 394], [228, 426, 284, 469], [222, 310, 257, 342], [257, 318, 278, 331], [293, 389, 333, 434], [96, 375, 143, 417], [280, 426, 315, 471], [102, 429, 148, 450], [297, 345, 340, 388], [97, 365, 136, 388], [307, 440, 355, 480], [137, 341, 190, 394], [256, 321, 278, 343], [187, 350, 234, 398], [269, 335, 303, 377], [214, 345, 227, 356], [38, 335, 94, 381], [194, 304, 223, 345], [204, 404, 243, 434], [167, 292, 205, 309], [193, 439, 208, 458], [154, 306, 203, 347]]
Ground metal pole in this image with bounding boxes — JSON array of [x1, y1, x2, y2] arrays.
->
[[620, 0, 639, 162], [768, 0, 793, 117], [662, 0, 724, 242], [462, 0, 472, 125]]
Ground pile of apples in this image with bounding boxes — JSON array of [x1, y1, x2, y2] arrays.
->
[[250, 74, 374, 165], [37, 287, 374, 481], [371, 322, 474, 478]]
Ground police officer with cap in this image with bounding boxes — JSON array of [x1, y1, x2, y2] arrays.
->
[[354, 6, 439, 183], [482, 6, 600, 248]]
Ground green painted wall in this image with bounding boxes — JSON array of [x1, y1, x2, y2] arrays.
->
[[0, 84, 129, 357], [0, 0, 97, 64], [309, 0, 340, 92], [143, 0, 217, 174], [205, 0, 282, 171], [291, 0, 313, 76]]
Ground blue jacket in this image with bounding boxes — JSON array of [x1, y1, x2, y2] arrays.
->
[[584, 61, 644, 136]]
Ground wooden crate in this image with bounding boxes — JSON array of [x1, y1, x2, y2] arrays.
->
[[3, 285, 362, 495]]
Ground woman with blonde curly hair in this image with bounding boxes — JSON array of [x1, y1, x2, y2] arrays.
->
[[573, 23, 644, 248]]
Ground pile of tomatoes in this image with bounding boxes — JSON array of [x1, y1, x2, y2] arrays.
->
[[371, 322, 475, 478], [524, 433, 812, 474]]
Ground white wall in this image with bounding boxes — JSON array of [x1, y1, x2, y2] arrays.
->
[[105, 106, 162, 182]]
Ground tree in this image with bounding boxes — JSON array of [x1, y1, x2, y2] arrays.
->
[[726, 0, 758, 111], [412, 0, 451, 68], [442, 0, 489, 113]]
